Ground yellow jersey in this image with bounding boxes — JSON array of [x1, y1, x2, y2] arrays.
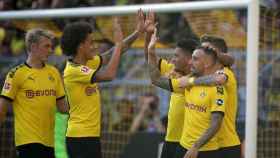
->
[[1, 63, 65, 147], [217, 67, 240, 147], [64, 57, 102, 137], [172, 79, 227, 151], [159, 59, 185, 142]]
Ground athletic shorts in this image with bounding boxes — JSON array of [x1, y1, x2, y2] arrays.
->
[[219, 145, 241, 158], [160, 141, 180, 158], [66, 137, 102, 158], [16, 143, 54, 158], [173, 144, 220, 158]]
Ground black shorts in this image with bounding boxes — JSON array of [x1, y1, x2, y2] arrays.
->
[[66, 137, 102, 158], [16, 143, 54, 158], [219, 145, 241, 158], [173, 144, 220, 158], [160, 141, 180, 158]]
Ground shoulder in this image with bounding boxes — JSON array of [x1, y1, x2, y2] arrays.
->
[[7, 63, 27, 79]]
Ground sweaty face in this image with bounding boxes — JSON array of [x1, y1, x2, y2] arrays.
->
[[33, 36, 52, 62], [173, 47, 191, 74]]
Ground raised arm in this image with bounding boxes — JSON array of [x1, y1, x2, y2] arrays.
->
[[147, 28, 172, 92], [144, 10, 157, 61], [93, 17, 123, 82], [101, 9, 145, 60]]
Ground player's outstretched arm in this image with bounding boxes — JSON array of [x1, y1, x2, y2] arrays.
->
[[144, 10, 156, 61], [93, 17, 123, 82], [0, 97, 10, 125], [148, 28, 172, 92], [101, 9, 145, 60]]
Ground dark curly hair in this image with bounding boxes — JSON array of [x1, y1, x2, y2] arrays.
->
[[176, 38, 199, 56], [61, 21, 93, 56]]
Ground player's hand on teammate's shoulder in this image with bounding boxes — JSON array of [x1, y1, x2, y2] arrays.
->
[[214, 69, 228, 85]]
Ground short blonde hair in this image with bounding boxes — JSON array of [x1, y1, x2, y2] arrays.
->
[[25, 28, 53, 52]]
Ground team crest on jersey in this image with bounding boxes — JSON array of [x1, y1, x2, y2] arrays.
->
[[81, 66, 91, 74], [216, 99, 224, 106], [216, 86, 224, 95], [3, 82, 11, 91], [200, 91, 206, 98]]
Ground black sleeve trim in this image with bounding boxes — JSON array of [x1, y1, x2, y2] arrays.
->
[[56, 96, 65, 100], [90, 55, 103, 84], [98, 55, 103, 66], [158, 58, 162, 72], [168, 79, 174, 92], [211, 111, 224, 117], [0, 95, 13, 102]]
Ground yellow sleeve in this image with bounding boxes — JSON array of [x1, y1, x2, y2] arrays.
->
[[224, 67, 236, 89], [52, 68, 65, 99], [210, 86, 227, 113], [159, 58, 174, 75], [1, 69, 21, 101], [170, 79, 184, 93], [86, 55, 102, 70]]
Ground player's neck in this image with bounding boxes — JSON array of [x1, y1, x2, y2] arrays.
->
[[73, 53, 87, 65], [26, 55, 45, 69]]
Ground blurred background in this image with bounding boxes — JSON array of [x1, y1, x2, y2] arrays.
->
[[0, 0, 279, 158]]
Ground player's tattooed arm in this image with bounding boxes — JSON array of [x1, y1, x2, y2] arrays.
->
[[147, 26, 172, 92], [193, 72, 228, 86], [193, 112, 224, 149], [101, 30, 139, 58], [148, 63, 172, 91]]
